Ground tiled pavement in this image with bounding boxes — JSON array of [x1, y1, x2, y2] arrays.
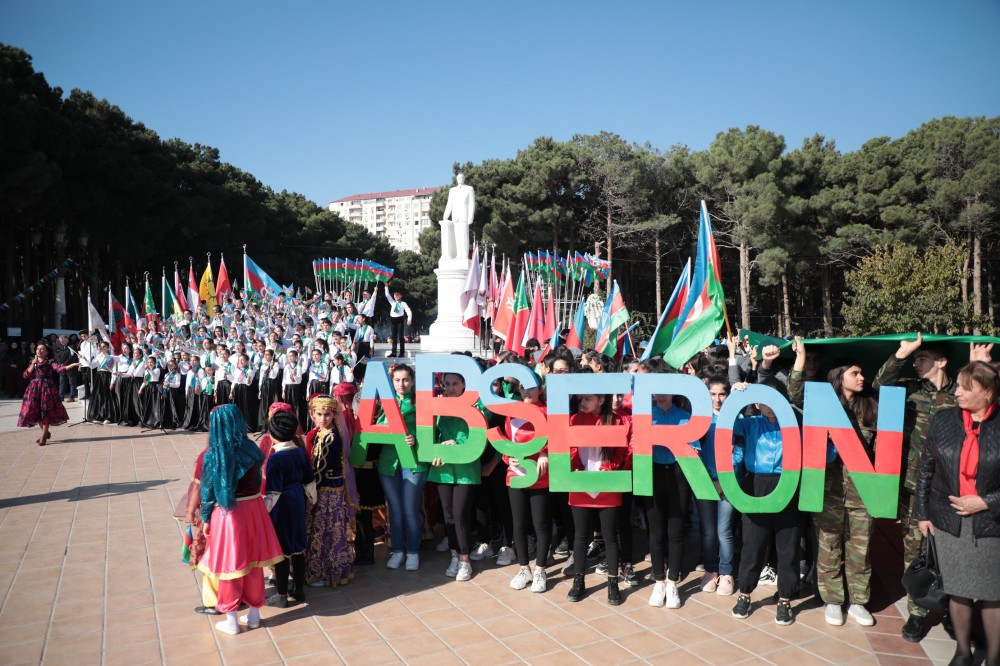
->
[[0, 399, 958, 665]]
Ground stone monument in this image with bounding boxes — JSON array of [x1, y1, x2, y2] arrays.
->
[[420, 173, 479, 353]]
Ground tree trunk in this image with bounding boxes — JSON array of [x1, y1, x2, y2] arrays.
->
[[987, 249, 996, 325], [781, 269, 792, 337], [961, 226, 971, 323], [655, 232, 662, 316], [820, 263, 834, 337], [973, 228, 982, 335], [606, 207, 613, 288], [739, 240, 751, 329]]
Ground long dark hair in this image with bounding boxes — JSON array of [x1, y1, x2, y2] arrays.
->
[[828, 360, 878, 429]]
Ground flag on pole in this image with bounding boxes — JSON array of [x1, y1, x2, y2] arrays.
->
[[523, 279, 545, 346], [187, 265, 200, 316], [124, 282, 141, 328], [200, 262, 217, 312], [565, 298, 587, 350], [174, 267, 188, 312], [503, 271, 530, 355], [163, 273, 184, 319], [245, 253, 283, 299], [108, 287, 131, 353], [663, 201, 726, 369], [492, 265, 514, 341], [542, 285, 557, 341], [593, 280, 630, 358], [143, 278, 159, 324], [641, 258, 692, 361], [487, 251, 500, 320], [461, 243, 482, 335], [88, 293, 110, 343], [216, 255, 231, 303]]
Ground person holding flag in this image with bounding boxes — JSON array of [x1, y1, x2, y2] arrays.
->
[[384, 285, 413, 358]]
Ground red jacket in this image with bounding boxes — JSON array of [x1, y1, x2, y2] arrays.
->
[[502, 405, 548, 490], [568, 412, 632, 508]]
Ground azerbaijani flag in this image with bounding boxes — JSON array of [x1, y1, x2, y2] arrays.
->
[[565, 298, 586, 350], [663, 201, 726, 369], [523, 279, 545, 346], [162, 273, 184, 319], [641, 258, 692, 361], [593, 280, 630, 358], [492, 265, 514, 342], [245, 253, 283, 299], [174, 267, 188, 312], [503, 271, 530, 355]]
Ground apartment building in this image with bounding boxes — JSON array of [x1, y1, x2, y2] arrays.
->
[[328, 187, 442, 253]]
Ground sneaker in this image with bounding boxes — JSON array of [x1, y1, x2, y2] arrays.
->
[[265, 593, 287, 608], [901, 614, 925, 643], [496, 546, 515, 567], [732, 594, 752, 619], [386, 552, 404, 569], [649, 581, 667, 607], [405, 553, 420, 571], [455, 561, 472, 581], [716, 574, 735, 596], [695, 563, 706, 573], [553, 538, 570, 556], [469, 542, 494, 561], [758, 565, 777, 586], [665, 582, 681, 609], [103, 420, 112, 425], [436, 536, 450, 552], [510, 567, 532, 590], [585, 539, 605, 561], [607, 578, 622, 606], [775, 600, 794, 626], [595, 559, 609, 575], [561, 553, 575, 575], [445, 555, 459, 577], [824, 603, 845, 626], [620, 564, 638, 587], [701, 572, 719, 593], [531, 568, 547, 593], [567, 574, 586, 602], [847, 604, 874, 626]]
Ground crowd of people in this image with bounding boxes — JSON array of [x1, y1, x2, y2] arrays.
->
[[12, 286, 1000, 666]]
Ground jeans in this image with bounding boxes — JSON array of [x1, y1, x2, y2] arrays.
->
[[379, 467, 427, 554], [59, 370, 77, 400], [696, 497, 736, 576]]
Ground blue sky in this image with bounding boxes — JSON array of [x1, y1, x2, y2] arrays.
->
[[2, 0, 998, 206]]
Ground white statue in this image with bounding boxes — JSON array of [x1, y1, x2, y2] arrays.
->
[[440, 173, 475, 264]]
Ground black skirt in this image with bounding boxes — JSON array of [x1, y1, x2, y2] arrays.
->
[[283, 382, 307, 433], [232, 383, 259, 432], [215, 380, 232, 406], [182, 389, 201, 430], [87, 372, 113, 422], [138, 387, 162, 428], [115, 377, 139, 426], [196, 393, 214, 431], [160, 386, 186, 429], [258, 377, 279, 427]]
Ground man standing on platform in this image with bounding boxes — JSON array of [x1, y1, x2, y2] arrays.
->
[[384, 285, 413, 358]]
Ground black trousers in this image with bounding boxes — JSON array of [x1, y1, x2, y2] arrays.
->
[[390, 317, 406, 356], [474, 462, 514, 546], [438, 483, 475, 555], [572, 506, 619, 577], [273, 553, 305, 599], [645, 462, 691, 582], [738, 473, 801, 600], [552, 492, 575, 553], [509, 487, 552, 568]]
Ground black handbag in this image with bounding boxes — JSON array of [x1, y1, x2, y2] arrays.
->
[[902, 532, 949, 613]]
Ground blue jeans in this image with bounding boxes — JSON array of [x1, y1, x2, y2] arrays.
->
[[697, 497, 736, 575], [379, 467, 427, 554]]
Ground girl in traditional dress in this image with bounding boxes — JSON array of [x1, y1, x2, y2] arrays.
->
[[230, 354, 259, 432], [18, 342, 78, 445], [263, 411, 315, 606], [304, 393, 359, 587], [198, 405, 285, 635], [337, 381, 381, 565]]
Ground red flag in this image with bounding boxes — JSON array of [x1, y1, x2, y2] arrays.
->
[[174, 268, 188, 312], [187, 266, 200, 315], [492, 266, 514, 341], [216, 255, 231, 303], [524, 280, 545, 345], [565, 298, 586, 350], [461, 243, 481, 335], [503, 272, 530, 355], [542, 285, 556, 341]]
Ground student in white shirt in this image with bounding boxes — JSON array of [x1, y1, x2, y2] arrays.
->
[[384, 285, 413, 358]]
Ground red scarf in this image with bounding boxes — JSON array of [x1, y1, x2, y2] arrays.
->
[[960, 403, 996, 496]]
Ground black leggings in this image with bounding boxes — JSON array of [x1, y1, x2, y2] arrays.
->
[[438, 483, 475, 555], [475, 463, 514, 546], [274, 553, 305, 597], [617, 492, 635, 566], [509, 487, 552, 568], [645, 463, 691, 582], [572, 506, 619, 577], [738, 473, 801, 600]]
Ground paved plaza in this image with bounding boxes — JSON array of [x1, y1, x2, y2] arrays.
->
[[0, 398, 961, 665]]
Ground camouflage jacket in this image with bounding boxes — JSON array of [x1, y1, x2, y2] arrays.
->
[[872, 354, 957, 492]]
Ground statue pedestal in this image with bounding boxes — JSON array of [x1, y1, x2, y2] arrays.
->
[[420, 263, 477, 354]]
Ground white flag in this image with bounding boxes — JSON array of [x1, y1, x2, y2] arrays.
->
[[88, 295, 111, 343]]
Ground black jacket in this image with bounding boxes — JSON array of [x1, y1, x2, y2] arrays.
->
[[914, 407, 1000, 539]]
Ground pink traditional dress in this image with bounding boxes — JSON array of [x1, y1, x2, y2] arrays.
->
[[18, 360, 70, 428]]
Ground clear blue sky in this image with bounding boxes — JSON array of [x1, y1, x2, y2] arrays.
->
[[3, 0, 998, 207]]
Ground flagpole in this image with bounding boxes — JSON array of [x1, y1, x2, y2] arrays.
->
[[161, 267, 166, 324], [243, 245, 249, 302]]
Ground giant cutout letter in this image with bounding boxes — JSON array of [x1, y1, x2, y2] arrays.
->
[[798, 383, 905, 518], [546, 373, 632, 493], [714, 384, 802, 514], [349, 361, 418, 468], [632, 373, 716, 498], [478, 363, 548, 489], [413, 354, 488, 465]]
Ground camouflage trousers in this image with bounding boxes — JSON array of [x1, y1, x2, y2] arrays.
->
[[815, 462, 873, 605], [899, 489, 927, 617]]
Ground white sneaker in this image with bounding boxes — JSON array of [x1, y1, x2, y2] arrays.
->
[[758, 565, 777, 586], [496, 546, 515, 567], [469, 542, 494, 561], [824, 603, 845, 626], [665, 582, 681, 609], [386, 552, 405, 569], [404, 553, 419, 571], [445, 555, 459, 577], [847, 604, 874, 626], [436, 536, 450, 552], [531, 568, 547, 593], [649, 581, 667, 607], [455, 561, 472, 581], [510, 567, 532, 590]]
